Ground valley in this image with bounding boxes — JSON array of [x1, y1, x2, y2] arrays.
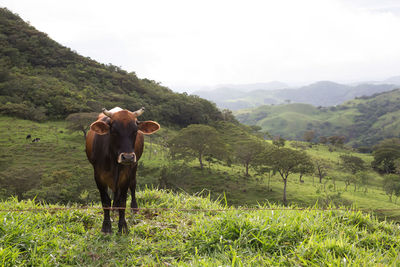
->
[[236, 89, 400, 148]]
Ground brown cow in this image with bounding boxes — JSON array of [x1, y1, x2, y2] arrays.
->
[[86, 107, 160, 233]]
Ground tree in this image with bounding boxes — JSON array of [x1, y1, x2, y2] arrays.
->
[[168, 124, 227, 170], [328, 136, 346, 147], [319, 136, 328, 145], [340, 155, 365, 174], [272, 136, 286, 148], [254, 165, 275, 191], [314, 158, 330, 184], [253, 144, 276, 191], [249, 125, 262, 134], [344, 175, 355, 191], [65, 112, 98, 139], [303, 130, 315, 143], [264, 147, 313, 205], [297, 158, 314, 183], [383, 174, 400, 202], [234, 137, 267, 176], [371, 138, 400, 174], [327, 174, 339, 191], [221, 109, 238, 123], [355, 171, 372, 193]]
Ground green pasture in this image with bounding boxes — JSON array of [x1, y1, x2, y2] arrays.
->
[[1, 116, 400, 222], [1, 189, 400, 266]]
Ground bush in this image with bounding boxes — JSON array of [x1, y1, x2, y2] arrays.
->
[[24, 169, 97, 204], [0, 102, 47, 121], [158, 163, 193, 190]]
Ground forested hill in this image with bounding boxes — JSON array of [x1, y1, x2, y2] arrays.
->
[[0, 8, 224, 126], [236, 89, 400, 148]]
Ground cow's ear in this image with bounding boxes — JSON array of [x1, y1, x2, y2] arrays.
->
[[90, 121, 110, 135], [138, 121, 160, 135]]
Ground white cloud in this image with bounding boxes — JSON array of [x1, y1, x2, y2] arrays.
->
[[3, 0, 400, 90]]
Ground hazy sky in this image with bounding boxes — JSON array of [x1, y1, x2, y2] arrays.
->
[[3, 0, 400, 91]]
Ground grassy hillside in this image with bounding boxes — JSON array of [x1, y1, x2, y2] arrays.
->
[[0, 8, 225, 127], [1, 188, 400, 266], [236, 89, 400, 147], [2, 115, 400, 222], [236, 103, 356, 140], [0, 116, 95, 202]]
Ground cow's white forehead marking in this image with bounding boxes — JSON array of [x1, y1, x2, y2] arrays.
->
[[109, 107, 123, 113]]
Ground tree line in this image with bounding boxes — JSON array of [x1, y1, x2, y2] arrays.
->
[[159, 124, 400, 205]]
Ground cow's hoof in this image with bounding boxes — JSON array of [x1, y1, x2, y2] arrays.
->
[[131, 202, 139, 214], [118, 221, 129, 234], [131, 207, 139, 214], [101, 221, 112, 234]]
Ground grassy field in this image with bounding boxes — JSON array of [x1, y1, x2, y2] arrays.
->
[[0, 116, 96, 202], [1, 115, 400, 222], [1, 188, 400, 266], [235, 103, 358, 140], [143, 140, 400, 221]]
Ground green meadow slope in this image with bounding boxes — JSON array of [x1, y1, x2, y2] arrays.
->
[[236, 89, 400, 147], [1, 189, 400, 266], [2, 115, 400, 222]]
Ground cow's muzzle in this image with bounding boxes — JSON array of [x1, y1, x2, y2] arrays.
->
[[118, 152, 137, 165]]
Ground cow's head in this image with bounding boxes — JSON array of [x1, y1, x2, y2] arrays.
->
[[90, 107, 160, 165]]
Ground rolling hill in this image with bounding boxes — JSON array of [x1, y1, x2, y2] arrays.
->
[[3, 115, 400, 223], [236, 89, 400, 147], [0, 8, 225, 127], [195, 81, 398, 110]]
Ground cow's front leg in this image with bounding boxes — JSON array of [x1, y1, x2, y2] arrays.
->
[[95, 180, 112, 233], [129, 169, 138, 213], [114, 187, 129, 234]]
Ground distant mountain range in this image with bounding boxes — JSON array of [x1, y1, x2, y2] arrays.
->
[[235, 89, 400, 147], [384, 75, 400, 84], [208, 81, 289, 92], [194, 80, 400, 110]]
